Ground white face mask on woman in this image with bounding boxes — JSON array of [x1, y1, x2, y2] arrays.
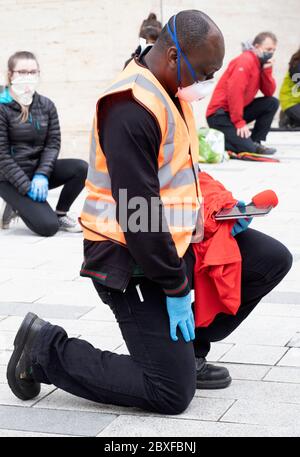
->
[[11, 74, 39, 106]]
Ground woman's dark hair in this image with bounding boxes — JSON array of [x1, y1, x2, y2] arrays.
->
[[139, 13, 162, 42], [289, 48, 300, 71], [7, 51, 39, 123]]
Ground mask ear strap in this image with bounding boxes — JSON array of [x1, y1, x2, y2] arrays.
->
[[167, 15, 198, 85], [181, 53, 198, 82], [174, 14, 198, 82], [172, 16, 182, 85], [167, 16, 181, 85]]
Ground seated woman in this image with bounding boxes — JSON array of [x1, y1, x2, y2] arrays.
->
[[279, 48, 300, 128], [0, 51, 88, 235]]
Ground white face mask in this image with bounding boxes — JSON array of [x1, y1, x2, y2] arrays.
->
[[11, 74, 39, 106], [176, 79, 215, 103]]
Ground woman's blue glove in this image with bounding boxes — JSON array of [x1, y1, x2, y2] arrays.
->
[[231, 200, 253, 237], [166, 292, 195, 342], [27, 174, 49, 202]]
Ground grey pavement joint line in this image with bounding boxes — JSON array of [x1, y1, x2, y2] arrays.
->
[[261, 366, 275, 381], [77, 307, 97, 320], [216, 399, 237, 422], [31, 388, 59, 407], [275, 348, 292, 366]]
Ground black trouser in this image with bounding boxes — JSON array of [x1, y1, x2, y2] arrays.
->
[[0, 159, 88, 237], [207, 97, 279, 153], [286, 103, 300, 126], [30, 229, 292, 414]]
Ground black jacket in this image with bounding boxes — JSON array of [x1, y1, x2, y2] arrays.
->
[[0, 91, 61, 195], [81, 91, 193, 297]]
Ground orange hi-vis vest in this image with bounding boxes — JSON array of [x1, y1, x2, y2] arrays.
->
[[80, 59, 202, 258]]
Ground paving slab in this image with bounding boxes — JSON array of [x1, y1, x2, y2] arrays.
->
[[254, 302, 300, 318], [0, 302, 93, 320], [0, 316, 32, 333], [0, 280, 49, 303], [205, 343, 234, 362], [261, 291, 300, 304], [221, 399, 300, 428], [217, 363, 271, 381], [0, 274, 13, 285], [277, 348, 300, 367], [37, 284, 103, 307], [0, 405, 117, 437], [0, 332, 16, 351], [0, 350, 12, 366], [36, 260, 81, 274], [0, 429, 74, 437], [0, 267, 79, 282], [263, 366, 300, 384], [0, 258, 47, 270], [195, 379, 300, 404], [220, 344, 288, 365], [222, 315, 300, 346], [0, 366, 7, 384], [97, 415, 299, 437], [79, 305, 116, 322]]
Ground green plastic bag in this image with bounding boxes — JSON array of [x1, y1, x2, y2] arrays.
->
[[198, 127, 228, 163]]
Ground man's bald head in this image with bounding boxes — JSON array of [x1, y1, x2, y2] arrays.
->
[[145, 10, 224, 97], [157, 10, 223, 54]]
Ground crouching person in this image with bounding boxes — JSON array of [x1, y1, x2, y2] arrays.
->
[[279, 48, 300, 128], [206, 32, 279, 155], [0, 51, 88, 235]]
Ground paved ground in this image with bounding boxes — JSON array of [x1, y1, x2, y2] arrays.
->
[[0, 131, 300, 437]]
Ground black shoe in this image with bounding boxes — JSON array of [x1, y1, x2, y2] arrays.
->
[[196, 357, 232, 389], [253, 142, 277, 155], [7, 312, 47, 401]]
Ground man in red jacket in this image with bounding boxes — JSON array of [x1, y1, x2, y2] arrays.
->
[[206, 32, 278, 155]]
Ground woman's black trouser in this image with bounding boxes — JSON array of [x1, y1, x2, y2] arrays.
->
[[285, 103, 300, 127], [29, 228, 292, 414], [0, 159, 88, 237]]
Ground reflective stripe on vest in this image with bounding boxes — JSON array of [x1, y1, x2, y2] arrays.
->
[[81, 59, 202, 257], [87, 73, 197, 191], [82, 198, 198, 229]]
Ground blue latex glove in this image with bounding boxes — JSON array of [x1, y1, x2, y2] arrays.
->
[[166, 292, 195, 342], [28, 174, 49, 202], [231, 200, 253, 237]]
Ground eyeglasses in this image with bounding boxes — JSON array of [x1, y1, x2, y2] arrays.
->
[[12, 70, 40, 76]]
